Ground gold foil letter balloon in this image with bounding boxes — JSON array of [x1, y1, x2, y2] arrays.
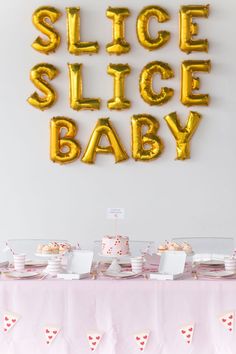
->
[[179, 5, 209, 54], [139, 61, 174, 105], [50, 117, 81, 164], [106, 7, 131, 55], [82, 118, 128, 164], [131, 114, 164, 161], [181, 60, 211, 106], [136, 6, 170, 51], [32, 6, 61, 55], [27, 63, 58, 110], [68, 63, 101, 111], [164, 111, 201, 160], [107, 64, 131, 110], [66, 7, 99, 55]]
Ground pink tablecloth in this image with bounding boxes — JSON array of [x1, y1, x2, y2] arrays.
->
[[0, 278, 235, 354]]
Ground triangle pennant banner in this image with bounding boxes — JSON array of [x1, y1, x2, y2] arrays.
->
[[44, 326, 60, 345], [134, 331, 150, 351], [3, 312, 20, 333], [87, 331, 102, 351], [219, 312, 234, 332], [179, 324, 194, 344]]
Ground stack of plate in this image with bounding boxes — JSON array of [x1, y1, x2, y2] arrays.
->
[[3, 271, 41, 279], [198, 270, 236, 279]]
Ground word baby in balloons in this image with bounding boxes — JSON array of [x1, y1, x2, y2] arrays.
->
[[28, 5, 211, 164]]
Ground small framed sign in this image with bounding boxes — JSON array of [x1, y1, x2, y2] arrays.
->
[[106, 208, 125, 220]]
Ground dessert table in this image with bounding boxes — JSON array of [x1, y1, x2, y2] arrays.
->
[[0, 277, 236, 354]]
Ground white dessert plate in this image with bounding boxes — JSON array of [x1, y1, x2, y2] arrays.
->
[[103, 271, 142, 278], [199, 270, 236, 278], [198, 260, 224, 266], [35, 253, 63, 258], [25, 260, 48, 267], [4, 271, 40, 279], [0, 261, 9, 268], [157, 251, 194, 257]]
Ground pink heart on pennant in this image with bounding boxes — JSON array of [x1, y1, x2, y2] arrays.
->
[[92, 342, 97, 346], [5, 317, 9, 321], [46, 329, 50, 333], [96, 336, 100, 340], [229, 328, 232, 331], [181, 330, 186, 334], [53, 331, 57, 334], [222, 319, 226, 322], [229, 315, 233, 319], [48, 336, 52, 340], [187, 341, 190, 344], [136, 336, 140, 341], [228, 322, 232, 326], [7, 323, 11, 327], [91, 348, 94, 351], [4, 328, 7, 332], [143, 335, 148, 339], [140, 342, 145, 345], [186, 335, 191, 338], [189, 328, 193, 332], [89, 336, 93, 340], [12, 319, 16, 323], [140, 348, 143, 351]]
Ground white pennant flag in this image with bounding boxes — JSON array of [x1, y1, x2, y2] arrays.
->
[[87, 331, 102, 351], [44, 326, 60, 345], [179, 324, 194, 344], [3, 312, 20, 333], [219, 312, 234, 332], [134, 331, 150, 351]]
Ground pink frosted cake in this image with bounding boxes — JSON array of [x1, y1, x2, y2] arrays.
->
[[102, 235, 130, 256]]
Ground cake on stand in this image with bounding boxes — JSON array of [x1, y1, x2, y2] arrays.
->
[[98, 235, 131, 273]]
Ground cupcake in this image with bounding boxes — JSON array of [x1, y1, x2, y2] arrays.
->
[[36, 244, 44, 253], [48, 242, 59, 254], [170, 242, 182, 251], [181, 242, 193, 255], [157, 243, 168, 253], [167, 243, 176, 251], [41, 245, 51, 254], [59, 242, 71, 253]]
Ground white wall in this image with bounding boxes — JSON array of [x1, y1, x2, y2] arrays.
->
[[0, 0, 235, 249]]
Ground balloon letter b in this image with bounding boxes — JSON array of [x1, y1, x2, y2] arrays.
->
[[50, 117, 81, 164], [164, 111, 201, 160], [131, 114, 163, 161], [32, 6, 61, 55], [179, 5, 209, 54], [27, 63, 58, 111]]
